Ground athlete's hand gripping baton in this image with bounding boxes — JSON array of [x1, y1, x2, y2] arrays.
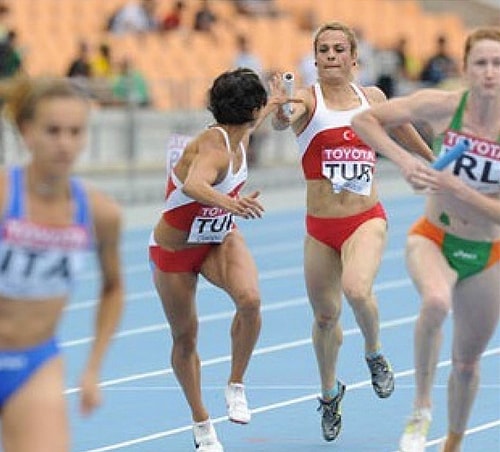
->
[[282, 72, 294, 117], [431, 138, 470, 170]]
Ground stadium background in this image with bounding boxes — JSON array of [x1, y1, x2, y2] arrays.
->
[[1, 0, 500, 203], [0, 3, 499, 450]]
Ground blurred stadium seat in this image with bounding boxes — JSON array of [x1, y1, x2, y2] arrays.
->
[[8, 0, 469, 110]]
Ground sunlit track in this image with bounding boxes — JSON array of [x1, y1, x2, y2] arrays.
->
[[389, 419, 500, 452], [119, 197, 424, 234], [120, 218, 306, 253], [118, 217, 415, 254], [61, 276, 411, 347], [75, 223, 411, 282], [65, 247, 406, 312], [91, 383, 500, 392], [63, 196, 499, 452], [78, 349, 500, 452], [65, 310, 419, 394]]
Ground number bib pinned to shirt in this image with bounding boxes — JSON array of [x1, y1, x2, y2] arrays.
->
[[442, 131, 500, 194], [187, 207, 234, 243], [321, 146, 375, 195]]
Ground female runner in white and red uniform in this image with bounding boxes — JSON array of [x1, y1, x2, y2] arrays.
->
[[149, 68, 298, 452], [270, 22, 433, 443]]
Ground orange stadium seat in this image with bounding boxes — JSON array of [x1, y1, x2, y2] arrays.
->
[[8, 0, 467, 109], [248, 17, 296, 72]]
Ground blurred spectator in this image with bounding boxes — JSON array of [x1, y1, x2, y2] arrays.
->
[[297, 8, 318, 33], [193, 0, 217, 33], [233, 34, 263, 76], [354, 28, 377, 86], [112, 57, 151, 107], [298, 52, 316, 87], [296, 9, 318, 87], [390, 36, 422, 96], [161, 0, 185, 31], [420, 35, 458, 86], [0, 30, 22, 79], [375, 46, 400, 98], [108, 0, 159, 34], [234, 0, 281, 18], [373, 35, 423, 98], [89, 43, 115, 105], [394, 36, 421, 81], [91, 43, 114, 79], [0, 1, 9, 41], [66, 41, 91, 78], [231, 36, 266, 167]]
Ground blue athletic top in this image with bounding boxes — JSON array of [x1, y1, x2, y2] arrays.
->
[[0, 167, 94, 300]]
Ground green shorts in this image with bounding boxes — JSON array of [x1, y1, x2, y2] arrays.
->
[[409, 217, 500, 281]]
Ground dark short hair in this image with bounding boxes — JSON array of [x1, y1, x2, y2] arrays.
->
[[208, 68, 267, 125]]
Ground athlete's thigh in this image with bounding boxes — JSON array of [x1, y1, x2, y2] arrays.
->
[[304, 234, 342, 313], [153, 268, 198, 336], [341, 218, 387, 286], [452, 263, 500, 359], [2, 356, 68, 452], [406, 234, 457, 299], [202, 230, 259, 298]]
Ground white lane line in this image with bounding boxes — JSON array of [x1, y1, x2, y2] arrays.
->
[[78, 348, 500, 452], [118, 203, 420, 254], [64, 312, 418, 393], [61, 277, 411, 347], [94, 383, 500, 392], [389, 419, 500, 452], [61, 278, 410, 348], [72, 230, 406, 284]]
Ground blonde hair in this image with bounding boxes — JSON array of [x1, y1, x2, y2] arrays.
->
[[313, 22, 358, 57], [463, 26, 500, 67], [0, 76, 88, 129]]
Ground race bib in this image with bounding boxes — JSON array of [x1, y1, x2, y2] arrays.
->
[[165, 133, 192, 176], [0, 219, 89, 298], [444, 131, 500, 194], [187, 207, 234, 243], [321, 147, 375, 196]]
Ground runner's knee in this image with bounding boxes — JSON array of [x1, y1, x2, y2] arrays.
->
[[172, 323, 198, 355], [234, 287, 261, 313], [315, 307, 341, 329], [342, 280, 371, 309], [420, 292, 450, 327], [452, 356, 480, 380]]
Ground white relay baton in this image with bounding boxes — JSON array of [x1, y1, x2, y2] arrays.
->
[[282, 72, 294, 117]]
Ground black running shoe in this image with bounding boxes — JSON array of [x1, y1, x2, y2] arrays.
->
[[366, 354, 394, 398], [316, 381, 346, 442]]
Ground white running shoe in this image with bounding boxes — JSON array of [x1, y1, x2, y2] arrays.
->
[[193, 419, 224, 451], [399, 408, 432, 452], [225, 382, 251, 424]]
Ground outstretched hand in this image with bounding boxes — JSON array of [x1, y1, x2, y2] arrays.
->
[[397, 156, 432, 192], [267, 72, 303, 113], [231, 191, 265, 219]]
